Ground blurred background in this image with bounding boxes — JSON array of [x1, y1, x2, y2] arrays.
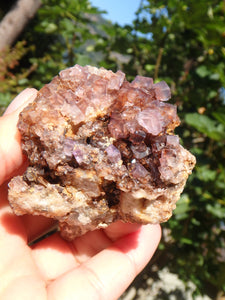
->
[[0, 0, 224, 299]]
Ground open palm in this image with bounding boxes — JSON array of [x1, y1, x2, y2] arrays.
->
[[0, 89, 161, 300]]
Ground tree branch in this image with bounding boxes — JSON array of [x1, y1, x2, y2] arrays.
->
[[0, 0, 41, 51], [154, 47, 163, 80]]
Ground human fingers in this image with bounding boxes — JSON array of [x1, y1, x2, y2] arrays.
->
[[3, 88, 37, 116], [47, 224, 161, 300], [0, 179, 56, 244], [0, 181, 47, 300], [31, 229, 112, 282], [104, 220, 142, 241], [22, 215, 57, 244], [31, 221, 144, 282], [31, 233, 78, 282], [0, 88, 37, 185], [0, 89, 56, 241], [69, 221, 141, 263]]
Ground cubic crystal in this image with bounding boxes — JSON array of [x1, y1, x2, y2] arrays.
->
[[8, 64, 196, 240]]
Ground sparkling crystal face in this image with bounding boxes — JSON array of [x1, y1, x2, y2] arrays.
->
[[8, 65, 196, 240]]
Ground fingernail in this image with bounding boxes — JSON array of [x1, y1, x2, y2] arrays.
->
[[3, 88, 37, 116]]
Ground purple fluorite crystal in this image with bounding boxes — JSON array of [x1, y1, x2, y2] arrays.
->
[[8, 64, 196, 240], [153, 81, 171, 101], [106, 145, 121, 164]]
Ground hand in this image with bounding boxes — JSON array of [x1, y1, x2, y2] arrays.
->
[[0, 89, 161, 300]]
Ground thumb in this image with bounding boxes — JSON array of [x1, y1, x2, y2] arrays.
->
[[0, 88, 37, 185]]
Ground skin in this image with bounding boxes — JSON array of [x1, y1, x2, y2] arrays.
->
[[0, 89, 161, 300]]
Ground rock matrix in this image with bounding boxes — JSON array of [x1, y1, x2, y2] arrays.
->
[[8, 65, 196, 240]]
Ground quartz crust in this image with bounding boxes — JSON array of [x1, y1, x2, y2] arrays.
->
[[8, 65, 196, 240]]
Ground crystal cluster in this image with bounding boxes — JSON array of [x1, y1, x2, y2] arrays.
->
[[8, 65, 196, 240]]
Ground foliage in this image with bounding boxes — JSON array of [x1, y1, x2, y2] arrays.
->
[[0, 0, 225, 298], [0, 41, 35, 113], [128, 0, 225, 297], [0, 0, 107, 112]]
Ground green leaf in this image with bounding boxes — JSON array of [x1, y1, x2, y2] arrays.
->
[[75, 54, 92, 66], [18, 78, 29, 85], [180, 237, 193, 245], [174, 194, 191, 220], [185, 113, 225, 141], [196, 65, 210, 78], [196, 165, 217, 182], [210, 73, 220, 80], [145, 64, 155, 72], [208, 90, 217, 99], [206, 203, 225, 218], [45, 23, 58, 34], [212, 112, 225, 126], [0, 93, 11, 107]]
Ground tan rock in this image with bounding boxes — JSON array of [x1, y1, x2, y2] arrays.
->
[[8, 65, 196, 240]]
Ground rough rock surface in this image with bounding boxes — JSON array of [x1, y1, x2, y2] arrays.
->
[[8, 65, 196, 240]]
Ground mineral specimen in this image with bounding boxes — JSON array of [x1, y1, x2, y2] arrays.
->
[[8, 65, 196, 240]]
